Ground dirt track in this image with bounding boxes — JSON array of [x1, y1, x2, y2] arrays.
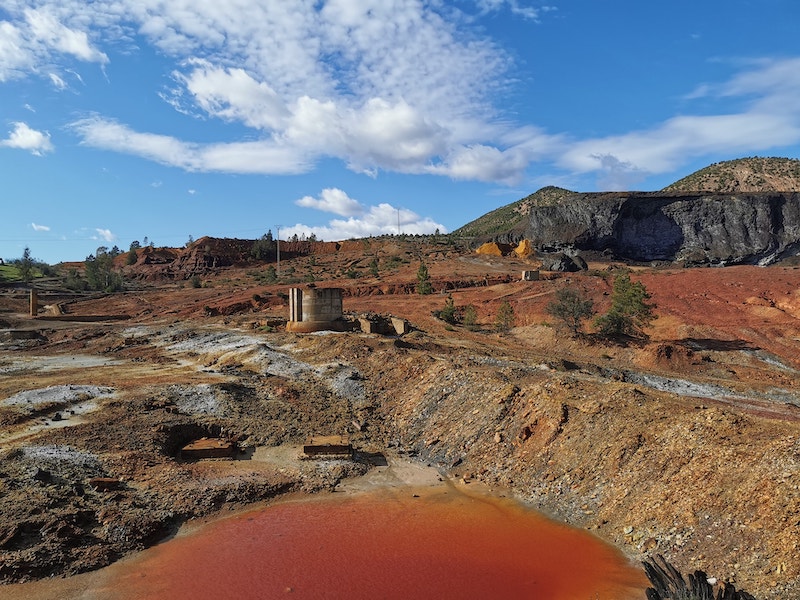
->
[[2, 252, 800, 598]]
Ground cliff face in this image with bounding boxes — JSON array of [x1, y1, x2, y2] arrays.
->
[[525, 191, 800, 265]]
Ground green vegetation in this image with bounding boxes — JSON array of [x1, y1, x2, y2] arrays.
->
[[416, 261, 432, 295], [546, 286, 595, 337], [495, 300, 516, 333], [663, 156, 800, 193], [251, 232, 276, 261], [369, 257, 379, 277], [84, 247, 124, 292], [463, 305, 478, 330], [452, 186, 575, 238], [18, 247, 34, 283], [437, 294, 457, 324], [594, 272, 655, 338], [0, 248, 54, 283]]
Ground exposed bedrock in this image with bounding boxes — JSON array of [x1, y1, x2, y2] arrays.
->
[[525, 191, 800, 265]]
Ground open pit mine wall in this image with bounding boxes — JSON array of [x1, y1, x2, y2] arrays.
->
[[524, 191, 800, 265]]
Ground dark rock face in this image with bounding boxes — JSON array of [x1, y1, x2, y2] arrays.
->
[[525, 191, 800, 265]]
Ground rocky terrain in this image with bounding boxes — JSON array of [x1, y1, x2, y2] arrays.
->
[[456, 157, 800, 267], [523, 190, 800, 265], [1, 237, 800, 599], [2, 157, 800, 598]]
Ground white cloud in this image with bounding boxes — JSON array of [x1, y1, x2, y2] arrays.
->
[[49, 72, 66, 89], [70, 116, 313, 174], [31, 222, 51, 231], [94, 228, 115, 242], [0, 7, 107, 82], [475, 0, 547, 21], [557, 58, 800, 182], [17, 0, 522, 180], [296, 188, 364, 217], [4, 2, 800, 190], [24, 8, 108, 64], [282, 202, 446, 241], [1, 122, 54, 155]]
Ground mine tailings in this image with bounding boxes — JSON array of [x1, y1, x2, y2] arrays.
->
[[7, 485, 648, 600]]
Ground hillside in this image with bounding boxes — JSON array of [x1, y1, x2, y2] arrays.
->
[[453, 186, 576, 239], [2, 244, 800, 599], [457, 157, 800, 245], [663, 157, 800, 193]]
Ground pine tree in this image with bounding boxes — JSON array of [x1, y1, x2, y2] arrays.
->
[[594, 272, 655, 338], [495, 300, 515, 333], [416, 261, 432, 295], [18, 247, 34, 283], [439, 294, 457, 324]]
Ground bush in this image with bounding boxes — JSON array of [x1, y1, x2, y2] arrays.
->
[[546, 286, 595, 337], [463, 305, 478, 330], [437, 295, 457, 324]]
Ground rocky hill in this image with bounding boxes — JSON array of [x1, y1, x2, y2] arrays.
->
[[664, 156, 800, 193], [453, 186, 574, 239], [466, 157, 800, 266], [524, 190, 800, 266]]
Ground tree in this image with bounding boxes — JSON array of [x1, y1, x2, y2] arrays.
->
[[594, 272, 655, 338], [495, 300, 516, 333], [369, 257, 379, 277], [416, 261, 432, 295], [85, 247, 123, 292], [439, 294, 457, 324], [18, 247, 34, 283], [547, 286, 595, 337], [463, 305, 478, 330], [251, 234, 276, 261]]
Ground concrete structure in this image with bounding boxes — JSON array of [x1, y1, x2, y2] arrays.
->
[[181, 438, 237, 459], [391, 317, 410, 335], [521, 270, 540, 281], [286, 286, 347, 333], [303, 435, 352, 457]]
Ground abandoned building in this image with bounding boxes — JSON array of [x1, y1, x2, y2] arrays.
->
[[286, 286, 348, 333]]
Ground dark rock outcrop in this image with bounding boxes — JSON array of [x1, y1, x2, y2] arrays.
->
[[524, 191, 800, 265]]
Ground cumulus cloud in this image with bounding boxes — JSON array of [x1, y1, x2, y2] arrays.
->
[[1, 122, 54, 155], [31, 222, 50, 231], [296, 188, 364, 217], [7, 0, 524, 181], [282, 202, 445, 241], [3, 1, 800, 189]]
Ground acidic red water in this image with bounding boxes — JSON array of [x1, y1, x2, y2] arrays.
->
[[103, 488, 647, 600]]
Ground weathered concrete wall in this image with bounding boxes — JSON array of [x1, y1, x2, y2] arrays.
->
[[286, 287, 345, 332]]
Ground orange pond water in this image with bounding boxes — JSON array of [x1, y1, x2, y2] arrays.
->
[[6, 487, 648, 600]]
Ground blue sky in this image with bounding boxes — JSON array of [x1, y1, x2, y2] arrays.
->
[[1, 0, 799, 264]]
